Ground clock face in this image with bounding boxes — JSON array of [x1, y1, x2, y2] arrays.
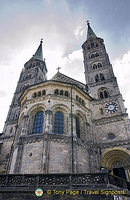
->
[[105, 102, 118, 113]]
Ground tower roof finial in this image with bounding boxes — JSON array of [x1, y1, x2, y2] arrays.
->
[[40, 38, 43, 44], [33, 39, 43, 61], [87, 20, 90, 26], [86, 21, 97, 40]]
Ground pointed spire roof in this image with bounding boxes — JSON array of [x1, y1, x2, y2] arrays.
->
[[87, 21, 97, 40], [33, 39, 43, 61]]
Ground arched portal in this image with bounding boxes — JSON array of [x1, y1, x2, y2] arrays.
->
[[101, 148, 130, 180]]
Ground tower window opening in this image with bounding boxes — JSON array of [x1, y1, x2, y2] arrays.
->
[[33, 111, 44, 134], [91, 54, 95, 59], [100, 92, 104, 99], [99, 88, 109, 99], [98, 63, 102, 68], [87, 46, 90, 50], [100, 73, 105, 81], [96, 43, 98, 47], [90, 52, 99, 59], [93, 64, 96, 69], [91, 43, 94, 48], [95, 74, 99, 82], [96, 52, 99, 57], [104, 90, 108, 98], [10, 127, 13, 133], [54, 112, 64, 134]]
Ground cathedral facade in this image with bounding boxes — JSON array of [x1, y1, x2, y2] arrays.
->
[[0, 23, 130, 183]]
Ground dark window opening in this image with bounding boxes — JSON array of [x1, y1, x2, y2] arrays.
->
[[96, 52, 99, 57], [95, 74, 99, 82], [60, 90, 63, 95], [91, 43, 94, 48], [82, 100, 85, 105], [38, 91, 41, 97], [54, 89, 59, 95], [100, 108, 104, 115], [100, 73, 105, 81], [98, 63, 102, 68], [76, 117, 80, 138], [42, 90, 46, 95], [76, 95, 79, 101], [32, 92, 37, 98], [10, 127, 13, 133], [65, 91, 69, 97], [104, 90, 108, 98], [100, 92, 104, 99]]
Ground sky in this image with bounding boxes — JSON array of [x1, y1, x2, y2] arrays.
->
[[0, 0, 130, 132]]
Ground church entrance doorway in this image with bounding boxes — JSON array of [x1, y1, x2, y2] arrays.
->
[[113, 167, 126, 180]]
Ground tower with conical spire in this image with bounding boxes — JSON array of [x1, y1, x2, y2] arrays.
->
[[82, 22, 130, 177], [82, 21, 120, 99], [3, 40, 47, 136]]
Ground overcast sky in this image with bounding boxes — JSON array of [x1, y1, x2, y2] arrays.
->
[[0, 0, 130, 132]]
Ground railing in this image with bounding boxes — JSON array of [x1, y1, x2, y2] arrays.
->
[[0, 173, 129, 191]]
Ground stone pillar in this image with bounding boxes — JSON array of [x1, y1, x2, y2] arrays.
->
[[44, 110, 52, 133], [69, 114, 77, 136], [21, 115, 29, 136], [14, 137, 24, 173]]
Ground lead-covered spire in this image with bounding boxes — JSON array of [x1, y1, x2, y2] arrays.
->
[[87, 21, 97, 40], [33, 39, 43, 61]]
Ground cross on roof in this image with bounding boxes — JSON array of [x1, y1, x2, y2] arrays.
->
[[56, 66, 61, 72]]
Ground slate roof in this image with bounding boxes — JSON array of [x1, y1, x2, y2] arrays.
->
[[51, 71, 86, 92]]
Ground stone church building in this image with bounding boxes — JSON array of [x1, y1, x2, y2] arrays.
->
[[0, 23, 130, 199]]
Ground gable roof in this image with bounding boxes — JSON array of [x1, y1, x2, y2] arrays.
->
[[51, 72, 86, 92]]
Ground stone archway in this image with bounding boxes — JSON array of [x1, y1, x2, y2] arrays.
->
[[101, 148, 130, 181]]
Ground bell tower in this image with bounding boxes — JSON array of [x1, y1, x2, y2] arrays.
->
[[3, 40, 48, 136], [82, 22, 127, 116], [81, 23, 130, 177], [82, 21, 120, 99]]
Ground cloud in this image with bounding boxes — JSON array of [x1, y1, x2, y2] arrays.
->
[[0, 91, 7, 97], [113, 51, 130, 115], [0, 0, 130, 132]]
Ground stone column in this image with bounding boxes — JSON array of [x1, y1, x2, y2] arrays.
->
[[44, 110, 52, 133]]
